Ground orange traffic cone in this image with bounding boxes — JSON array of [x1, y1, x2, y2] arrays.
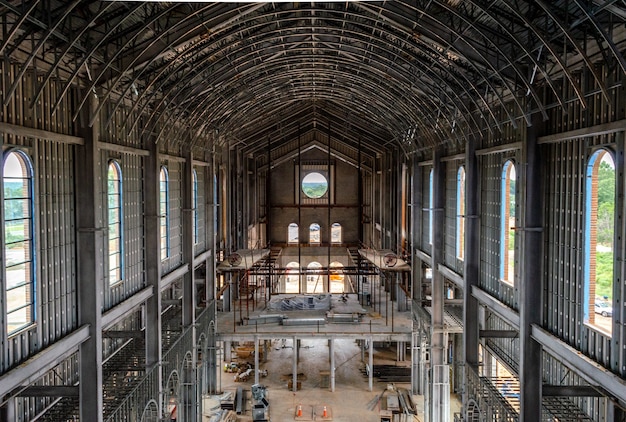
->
[[297, 404, 302, 417], [323, 406, 328, 418]]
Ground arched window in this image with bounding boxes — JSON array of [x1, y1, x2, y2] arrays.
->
[[331, 222, 342, 244], [309, 223, 321, 244], [4, 150, 35, 334], [285, 261, 300, 293], [192, 169, 198, 244], [456, 166, 466, 260], [307, 261, 323, 293], [288, 223, 299, 244], [429, 169, 434, 244], [584, 149, 615, 334], [107, 161, 123, 285], [329, 261, 345, 293], [500, 160, 516, 285], [160, 166, 169, 260]]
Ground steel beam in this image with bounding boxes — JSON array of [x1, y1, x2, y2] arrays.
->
[[0, 325, 89, 398], [475, 142, 522, 156], [415, 248, 431, 263], [193, 249, 212, 267], [537, 119, 626, 144], [96, 140, 149, 156], [479, 330, 519, 338], [15, 386, 79, 397], [102, 286, 153, 330], [471, 286, 520, 329], [542, 385, 604, 397], [160, 264, 190, 292], [438, 264, 463, 289], [0, 122, 84, 145], [532, 324, 626, 408]]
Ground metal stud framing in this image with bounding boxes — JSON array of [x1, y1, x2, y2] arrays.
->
[[0, 2, 624, 422]]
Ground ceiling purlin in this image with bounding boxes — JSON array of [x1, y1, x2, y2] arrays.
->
[[29, 1, 118, 110], [532, 0, 611, 102], [180, 7, 472, 146], [416, 1, 541, 122], [3, 0, 82, 109], [139, 20, 416, 147], [236, 98, 391, 156], [497, 0, 586, 109], [368, 1, 519, 129], [99, 4, 273, 131], [108, 2, 482, 150], [73, 2, 185, 124]]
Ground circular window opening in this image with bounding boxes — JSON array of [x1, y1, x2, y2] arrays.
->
[[302, 172, 328, 198]]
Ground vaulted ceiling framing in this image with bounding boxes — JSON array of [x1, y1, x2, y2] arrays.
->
[[0, 0, 624, 160]]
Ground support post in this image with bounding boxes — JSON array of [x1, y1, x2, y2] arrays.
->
[[254, 336, 260, 385], [292, 336, 298, 392], [463, 136, 480, 407], [430, 148, 449, 422], [330, 338, 335, 392], [519, 115, 544, 421], [410, 155, 423, 395], [369, 336, 374, 392], [77, 92, 104, 422], [144, 136, 163, 402], [182, 150, 195, 327]]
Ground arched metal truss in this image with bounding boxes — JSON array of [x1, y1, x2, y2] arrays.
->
[[0, 0, 624, 155]]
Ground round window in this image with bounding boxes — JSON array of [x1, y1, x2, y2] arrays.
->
[[301, 172, 328, 198]]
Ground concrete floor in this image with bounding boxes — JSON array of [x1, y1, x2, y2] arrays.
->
[[214, 338, 461, 421]]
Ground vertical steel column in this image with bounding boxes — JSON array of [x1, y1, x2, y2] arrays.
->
[[330, 338, 335, 392], [144, 133, 162, 413], [254, 336, 260, 385], [369, 336, 374, 392], [292, 336, 298, 392], [411, 155, 423, 395], [76, 93, 104, 422], [0, 116, 6, 390], [182, 150, 196, 421], [206, 157, 217, 394], [612, 130, 625, 387], [266, 136, 272, 247], [182, 150, 195, 327], [519, 116, 543, 421], [430, 148, 449, 422], [463, 136, 480, 406], [327, 123, 331, 292], [358, 139, 363, 242]]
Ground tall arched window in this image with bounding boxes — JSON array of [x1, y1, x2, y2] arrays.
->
[[192, 169, 198, 244], [160, 166, 169, 260], [329, 261, 345, 293], [331, 223, 342, 244], [307, 261, 323, 293], [500, 160, 516, 285], [4, 150, 35, 334], [285, 261, 300, 293], [429, 169, 434, 244], [288, 223, 299, 244], [456, 166, 466, 260], [584, 149, 615, 334], [107, 161, 123, 285], [309, 223, 321, 244]]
